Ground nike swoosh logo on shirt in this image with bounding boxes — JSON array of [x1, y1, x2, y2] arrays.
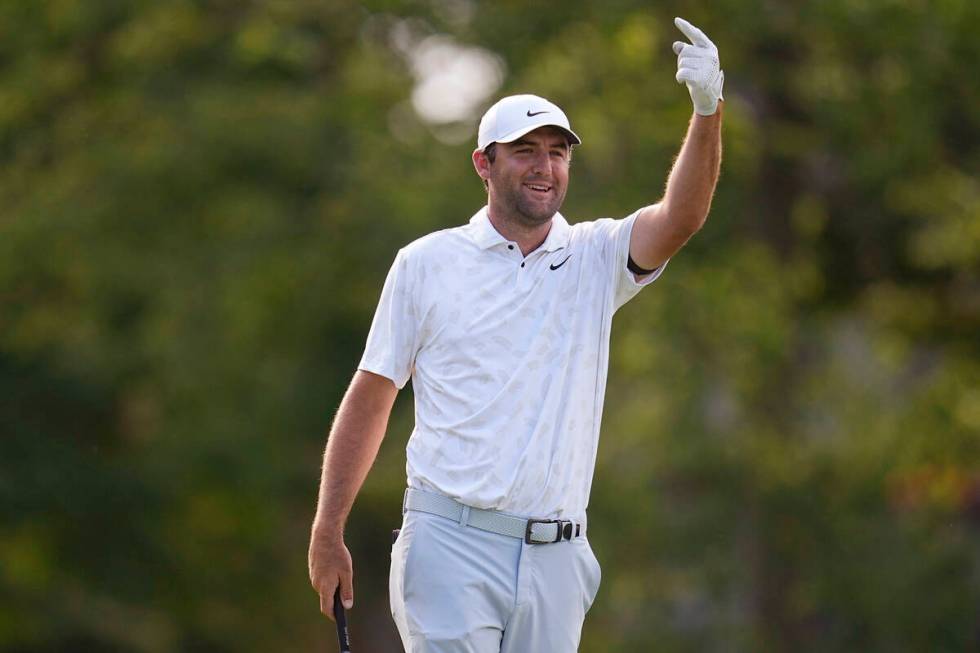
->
[[526, 110, 550, 117], [550, 255, 572, 270]]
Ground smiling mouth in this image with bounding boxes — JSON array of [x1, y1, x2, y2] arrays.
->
[[523, 182, 552, 195]]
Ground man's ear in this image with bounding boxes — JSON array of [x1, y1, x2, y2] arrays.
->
[[472, 148, 490, 183]]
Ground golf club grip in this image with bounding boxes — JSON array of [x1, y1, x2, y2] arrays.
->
[[333, 589, 351, 652]]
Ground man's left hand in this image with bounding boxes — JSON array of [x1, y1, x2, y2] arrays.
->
[[672, 17, 724, 116]]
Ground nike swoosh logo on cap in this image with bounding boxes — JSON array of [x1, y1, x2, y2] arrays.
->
[[526, 110, 550, 117]]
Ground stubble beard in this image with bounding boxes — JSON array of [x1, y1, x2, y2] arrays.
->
[[494, 180, 566, 229]]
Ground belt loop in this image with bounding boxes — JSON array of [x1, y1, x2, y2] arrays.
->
[[459, 505, 470, 527], [402, 489, 410, 514]]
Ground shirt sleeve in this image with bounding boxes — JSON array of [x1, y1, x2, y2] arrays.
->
[[593, 209, 668, 312], [357, 248, 420, 389]]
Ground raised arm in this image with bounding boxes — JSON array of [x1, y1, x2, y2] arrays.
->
[[629, 17, 724, 272], [309, 369, 398, 621]]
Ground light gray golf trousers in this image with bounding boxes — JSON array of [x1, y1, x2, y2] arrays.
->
[[389, 500, 602, 652]]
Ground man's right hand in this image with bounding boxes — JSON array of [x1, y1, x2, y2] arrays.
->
[[308, 529, 354, 622], [307, 371, 398, 620]]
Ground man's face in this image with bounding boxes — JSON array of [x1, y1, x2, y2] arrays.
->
[[484, 126, 571, 227]]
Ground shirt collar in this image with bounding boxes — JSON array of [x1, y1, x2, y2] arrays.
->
[[468, 206, 570, 252]]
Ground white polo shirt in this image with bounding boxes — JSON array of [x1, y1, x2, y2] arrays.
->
[[358, 206, 666, 519]]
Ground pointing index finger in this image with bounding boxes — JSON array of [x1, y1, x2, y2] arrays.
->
[[674, 17, 709, 47]]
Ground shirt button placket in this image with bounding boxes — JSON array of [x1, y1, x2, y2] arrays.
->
[[517, 255, 532, 291]]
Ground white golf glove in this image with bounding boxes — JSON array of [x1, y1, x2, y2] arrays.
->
[[672, 17, 724, 116]]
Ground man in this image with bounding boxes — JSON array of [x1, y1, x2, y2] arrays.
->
[[309, 16, 724, 652]]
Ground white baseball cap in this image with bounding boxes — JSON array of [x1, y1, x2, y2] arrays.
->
[[477, 94, 582, 151]]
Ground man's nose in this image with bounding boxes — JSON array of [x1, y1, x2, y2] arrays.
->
[[530, 150, 551, 176]]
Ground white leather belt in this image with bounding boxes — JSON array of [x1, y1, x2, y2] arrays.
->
[[403, 488, 583, 545]]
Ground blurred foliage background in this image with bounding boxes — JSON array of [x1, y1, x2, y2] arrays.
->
[[1, 0, 978, 651]]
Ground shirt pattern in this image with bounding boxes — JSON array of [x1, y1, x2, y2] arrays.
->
[[359, 207, 666, 519]]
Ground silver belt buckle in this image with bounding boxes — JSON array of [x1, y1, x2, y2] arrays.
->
[[524, 518, 576, 544]]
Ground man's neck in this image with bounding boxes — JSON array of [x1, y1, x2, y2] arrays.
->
[[486, 204, 553, 257]]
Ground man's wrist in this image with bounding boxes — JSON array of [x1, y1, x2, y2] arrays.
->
[[694, 98, 724, 118], [695, 102, 718, 117], [312, 514, 346, 540]]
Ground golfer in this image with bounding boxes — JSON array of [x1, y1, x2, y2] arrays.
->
[[310, 17, 724, 652]]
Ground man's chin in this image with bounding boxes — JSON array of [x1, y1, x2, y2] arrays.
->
[[491, 189, 564, 227], [516, 200, 562, 226]]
